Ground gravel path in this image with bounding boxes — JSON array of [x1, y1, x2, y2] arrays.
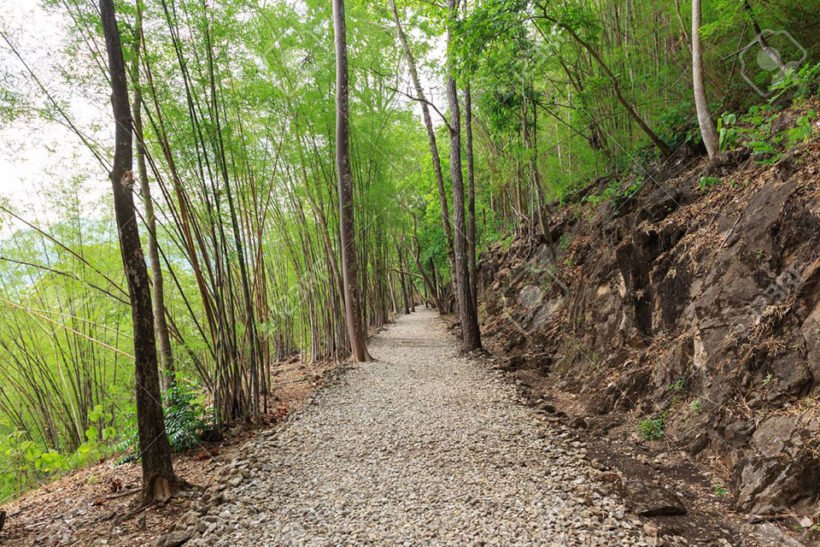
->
[[185, 310, 649, 546]]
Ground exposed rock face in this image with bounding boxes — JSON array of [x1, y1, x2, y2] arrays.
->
[[479, 115, 819, 519], [737, 412, 820, 515]]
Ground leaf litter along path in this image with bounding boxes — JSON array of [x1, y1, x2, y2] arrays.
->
[[187, 309, 651, 546]]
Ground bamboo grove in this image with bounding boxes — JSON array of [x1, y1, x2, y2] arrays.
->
[[0, 0, 817, 500]]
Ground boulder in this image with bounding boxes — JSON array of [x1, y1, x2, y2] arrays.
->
[[736, 413, 820, 515], [753, 522, 805, 547], [618, 479, 687, 517]]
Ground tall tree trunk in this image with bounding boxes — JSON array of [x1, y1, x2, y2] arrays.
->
[[692, 0, 719, 159], [389, 271, 398, 314], [333, 0, 370, 362], [447, 0, 481, 351], [132, 0, 175, 394], [397, 244, 411, 315], [388, 0, 456, 287], [465, 83, 478, 312], [99, 0, 178, 505], [430, 257, 440, 309], [463, 0, 478, 312], [406, 255, 417, 312]]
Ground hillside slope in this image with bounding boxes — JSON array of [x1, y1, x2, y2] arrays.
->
[[479, 101, 819, 542]]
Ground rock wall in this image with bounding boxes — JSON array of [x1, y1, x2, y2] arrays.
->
[[479, 106, 819, 520]]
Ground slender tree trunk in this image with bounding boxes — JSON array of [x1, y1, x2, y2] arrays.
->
[[410, 215, 443, 312], [463, 0, 478, 312], [388, 0, 456, 285], [99, 0, 178, 505], [465, 83, 478, 312], [430, 257, 440, 308], [447, 0, 481, 351], [132, 0, 174, 394], [692, 0, 719, 159], [673, 0, 691, 51], [333, 0, 370, 362], [388, 273, 399, 314], [397, 244, 411, 315], [405, 245, 417, 313]]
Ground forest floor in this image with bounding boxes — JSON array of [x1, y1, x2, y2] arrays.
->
[[0, 356, 339, 546]]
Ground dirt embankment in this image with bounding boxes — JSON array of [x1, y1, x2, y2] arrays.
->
[[478, 102, 819, 544]]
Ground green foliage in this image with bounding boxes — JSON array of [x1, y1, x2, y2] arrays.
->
[[558, 234, 571, 252], [638, 415, 665, 441], [584, 179, 645, 206], [657, 102, 700, 149], [712, 482, 729, 497], [786, 110, 817, 146], [164, 383, 209, 453], [585, 180, 622, 206], [718, 112, 739, 151], [0, 420, 113, 500], [768, 63, 820, 103], [116, 382, 209, 463], [698, 176, 722, 191], [715, 103, 814, 164]]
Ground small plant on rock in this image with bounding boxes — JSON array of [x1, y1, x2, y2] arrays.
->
[[712, 482, 729, 497], [639, 416, 665, 441]]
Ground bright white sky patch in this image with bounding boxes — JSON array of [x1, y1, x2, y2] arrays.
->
[[0, 0, 108, 230]]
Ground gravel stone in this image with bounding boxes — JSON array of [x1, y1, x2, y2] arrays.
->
[[198, 310, 646, 545]]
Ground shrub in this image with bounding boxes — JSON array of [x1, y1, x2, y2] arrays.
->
[[116, 382, 210, 463], [768, 62, 820, 102], [164, 383, 209, 452], [639, 416, 665, 441]]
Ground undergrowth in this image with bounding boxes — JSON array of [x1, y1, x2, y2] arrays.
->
[[1, 381, 210, 501]]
